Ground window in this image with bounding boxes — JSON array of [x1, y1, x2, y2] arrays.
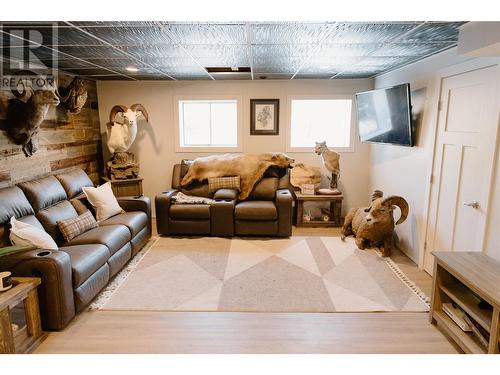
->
[[177, 99, 240, 151], [288, 97, 353, 151]]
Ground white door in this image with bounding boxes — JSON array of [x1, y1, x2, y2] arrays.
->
[[424, 64, 500, 273]]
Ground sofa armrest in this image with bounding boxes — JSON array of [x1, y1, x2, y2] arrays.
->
[[155, 189, 178, 235], [275, 189, 293, 237], [0, 249, 75, 330], [117, 196, 152, 233], [213, 188, 238, 200]]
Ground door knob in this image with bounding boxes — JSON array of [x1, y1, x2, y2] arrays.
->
[[463, 201, 480, 209]]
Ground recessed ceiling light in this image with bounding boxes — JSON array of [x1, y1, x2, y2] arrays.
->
[[126, 66, 139, 72]]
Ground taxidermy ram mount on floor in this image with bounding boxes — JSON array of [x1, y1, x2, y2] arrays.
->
[[5, 70, 60, 157], [341, 190, 409, 257], [106, 104, 149, 180]]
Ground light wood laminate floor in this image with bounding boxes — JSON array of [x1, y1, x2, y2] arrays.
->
[[35, 227, 458, 354]]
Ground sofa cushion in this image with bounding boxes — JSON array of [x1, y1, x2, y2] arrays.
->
[[82, 182, 123, 222], [169, 204, 210, 219], [19, 176, 68, 211], [100, 212, 148, 237], [66, 224, 131, 256], [59, 244, 109, 288], [0, 186, 35, 224], [248, 177, 278, 200], [37, 201, 79, 244], [58, 210, 98, 242], [9, 216, 58, 250], [235, 201, 277, 220], [56, 169, 94, 199]]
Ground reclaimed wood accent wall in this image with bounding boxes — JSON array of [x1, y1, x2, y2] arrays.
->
[[0, 72, 103, 188]]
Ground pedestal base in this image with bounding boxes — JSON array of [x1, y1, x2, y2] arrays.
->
[[107, 152, 139, 180]]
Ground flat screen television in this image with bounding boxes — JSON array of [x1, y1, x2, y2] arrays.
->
[[355, 83, 413, 146]]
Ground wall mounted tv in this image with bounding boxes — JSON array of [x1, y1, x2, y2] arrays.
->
[[355, 83, 413, 147]]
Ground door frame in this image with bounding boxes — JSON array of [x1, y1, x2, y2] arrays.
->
[[420, 58, 500, 272]]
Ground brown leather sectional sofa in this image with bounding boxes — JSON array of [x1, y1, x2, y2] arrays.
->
[[0, 168, 151, 330], [155, 163, 293, 237]]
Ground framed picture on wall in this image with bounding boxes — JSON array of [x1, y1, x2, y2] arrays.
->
[[250, 99, 279, 135]]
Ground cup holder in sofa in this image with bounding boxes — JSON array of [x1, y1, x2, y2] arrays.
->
[[279, 191, 291, 195], [214, 198, 233, 203], [36, 251, 52, 257]]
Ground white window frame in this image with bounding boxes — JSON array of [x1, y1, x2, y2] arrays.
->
[[285, 95, 356, 153], [174, 95, 243, 153]]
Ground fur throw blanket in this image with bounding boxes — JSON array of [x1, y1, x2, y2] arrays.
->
[[172, 192, 214, 205], [180, 152, 294, 200]]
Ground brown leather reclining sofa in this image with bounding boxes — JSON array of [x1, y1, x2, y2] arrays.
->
[[155, 163, 293, 237], [0, 168, 151, 330]]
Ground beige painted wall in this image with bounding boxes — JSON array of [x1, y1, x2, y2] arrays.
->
[[372, 47, 500, 264], [97, 78, 373, 217]]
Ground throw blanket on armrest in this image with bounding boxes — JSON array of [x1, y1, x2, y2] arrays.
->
[[180, 152, 294, 200], [172, 192, 214, 205]]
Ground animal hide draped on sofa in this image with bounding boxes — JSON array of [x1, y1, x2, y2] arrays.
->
[[180, 152, 295, 200]]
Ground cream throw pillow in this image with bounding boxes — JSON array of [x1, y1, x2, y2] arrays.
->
[[9, 217, 58, 250], [82, 182, 123, 222]]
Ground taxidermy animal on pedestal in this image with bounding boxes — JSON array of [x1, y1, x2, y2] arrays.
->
[[314, 141, 341, 195], [5, 71, 60, 157], [106, 104, 149, 179], [341, 190, 409, 257]]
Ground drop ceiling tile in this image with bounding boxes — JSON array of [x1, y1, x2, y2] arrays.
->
[[314, 43, 381, 57], [81, 26, 174, 46], [326, 22, 422, 44], [295, 73, 336, 79], [400, 22, 465, 42], [162, 23, 246, 45], [252, 44, 311, 59], [374, 42, 456, 57], [251, 22, 334, 44]]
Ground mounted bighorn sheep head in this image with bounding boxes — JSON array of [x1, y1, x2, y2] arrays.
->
[[5, 71, 60, 157], [341, 190, 409, 257], [58, 77, 88, 114], [106, 104, 149, 154]]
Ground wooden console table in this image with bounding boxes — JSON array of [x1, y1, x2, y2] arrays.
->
[[430, 252, 500, 354], [0, 277, 46, 354], [101, 177, 143, 197], [295, 192, 343, 227]]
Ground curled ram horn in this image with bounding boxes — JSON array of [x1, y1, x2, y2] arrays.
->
[[109, 105, 129, 124], [381, 196, 409, 225], [130, 103, 149, 122], [10, 70, 38, 101]]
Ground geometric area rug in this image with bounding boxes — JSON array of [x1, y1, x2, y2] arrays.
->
[[90, 236, 429, 312]]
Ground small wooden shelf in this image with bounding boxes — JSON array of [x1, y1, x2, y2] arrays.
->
[[440, 283, 492, 332], [430, 252, 500, 354], [433, 311, 486, 354]]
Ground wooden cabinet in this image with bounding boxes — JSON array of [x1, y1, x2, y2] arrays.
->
[[101, 177, 143, 197], [0, 277, 46, 354], [430, 252, 500, 354]]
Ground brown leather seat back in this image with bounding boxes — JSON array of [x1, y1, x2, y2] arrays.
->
[[171, 163, 211, 197], [0, 185, 40, 247], [56, 169, 94, 199], [19, 175, 78, 244], [248, 177, 278, 200]]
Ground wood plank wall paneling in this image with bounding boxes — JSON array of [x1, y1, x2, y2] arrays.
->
[[0, 72, 103, 188]]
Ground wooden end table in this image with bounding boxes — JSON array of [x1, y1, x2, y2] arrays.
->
[[101, 176, 143, 197], [295, 192, 343, 227], [430, 251, 500, 354], [0, 277, 46, 354]]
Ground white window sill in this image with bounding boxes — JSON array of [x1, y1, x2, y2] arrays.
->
[[175, 146, 243, 153]]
